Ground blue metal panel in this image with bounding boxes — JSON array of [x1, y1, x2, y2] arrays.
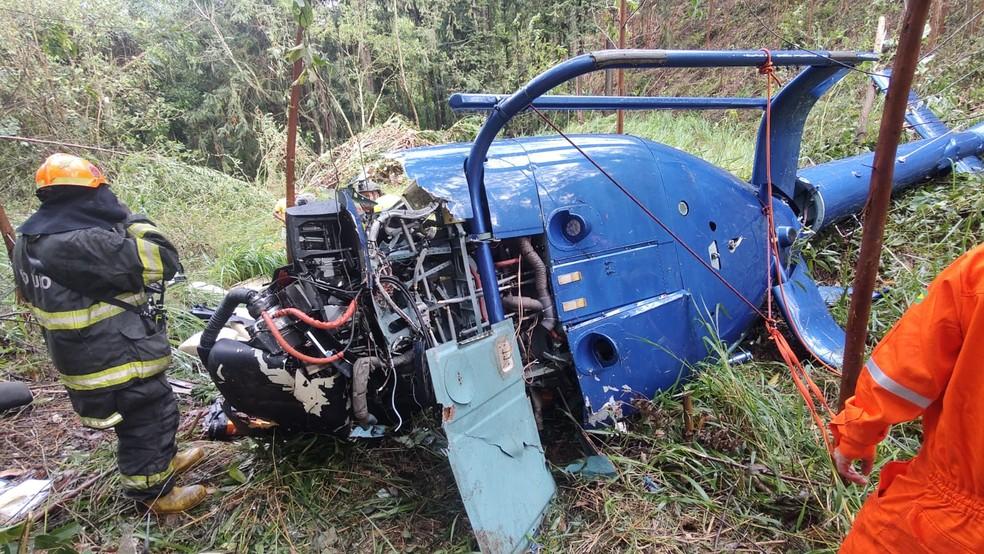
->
[[527, 135, 773, 415], [641, 141, 772, 342], [524, 135, 675, 258], [449, 93, 767, 112], [774, 260, 846, 368], [566, 291, 701, 424], [551, 242, 674, 323], [797, 129, 984, 229], [426, 321, 555, 554], [750, 65, 852, 202]]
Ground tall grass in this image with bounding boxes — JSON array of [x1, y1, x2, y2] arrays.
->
[[110, 153, 283, 280], [565, 111, 757, 179]]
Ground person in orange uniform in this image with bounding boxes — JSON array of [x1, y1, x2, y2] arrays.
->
[[831, 243, 984, 553]]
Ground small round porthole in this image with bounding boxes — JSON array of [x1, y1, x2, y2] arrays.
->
[[678, 201, 689, 216], [590, 334, 619, 368], [549, 209, 591, 244]]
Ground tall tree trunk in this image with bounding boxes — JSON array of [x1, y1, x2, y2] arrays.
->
[[603, 35, 613, 96], [392, 0, 420, 126], [285, 25, 304, 209]]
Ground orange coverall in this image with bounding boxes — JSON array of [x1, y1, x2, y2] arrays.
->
[[832, 244, 984, 553]]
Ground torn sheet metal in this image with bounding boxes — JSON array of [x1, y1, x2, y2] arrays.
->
[[562, 455, 617, 480], [426, 321, 555, 554]]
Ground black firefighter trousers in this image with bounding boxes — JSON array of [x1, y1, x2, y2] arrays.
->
[[68, 374, 179, 501]]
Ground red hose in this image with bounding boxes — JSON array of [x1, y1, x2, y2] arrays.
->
[[271, 299, 358, 330], [494, 257, 520, 268], [468, 267, 489, 321], [260, 311, 345, 365]]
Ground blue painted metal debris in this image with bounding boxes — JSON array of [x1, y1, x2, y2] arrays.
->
[[562, 455, 618, 480], [200, 49, 984, 553], [426, 321, 555, 554]]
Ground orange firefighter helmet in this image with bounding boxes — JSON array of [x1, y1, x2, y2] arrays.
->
[[35, 153, 108, 189]]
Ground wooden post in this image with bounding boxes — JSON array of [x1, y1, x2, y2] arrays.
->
[[838, 0, 933, 410], [603, 35, 613, 97], [856, 16, 888, 142], [285, 25, 304, 210], [0, 200, 23, 303], [1, 202, 16, 264], [616, 0, 627, 134]]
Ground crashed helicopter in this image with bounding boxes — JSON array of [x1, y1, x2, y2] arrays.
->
[[194, 50, 984, 552]]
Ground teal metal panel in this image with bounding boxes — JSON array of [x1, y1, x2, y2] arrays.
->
[[426, 321, 556, 553]]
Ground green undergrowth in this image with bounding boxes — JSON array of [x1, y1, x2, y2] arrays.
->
[[804, 170, 984, 335], [107, 153, 285, 287], [565, 111, 757, 179], [535, 337, 925, 552], [2, 430, 474, 552]]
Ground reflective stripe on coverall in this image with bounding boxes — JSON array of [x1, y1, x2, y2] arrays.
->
[[832, 244, 984, 553], [13, 214, 182, 500]]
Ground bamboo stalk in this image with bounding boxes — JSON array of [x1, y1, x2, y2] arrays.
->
[[616, 0, 627, 134]]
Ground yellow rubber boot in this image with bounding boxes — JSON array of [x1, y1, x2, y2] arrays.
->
[[145, 485, 207, 514], [172, 447, 205, 475]]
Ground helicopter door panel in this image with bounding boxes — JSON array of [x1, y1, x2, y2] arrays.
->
[[426, 321, 556, 553]]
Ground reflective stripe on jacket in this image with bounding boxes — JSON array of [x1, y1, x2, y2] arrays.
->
[[13, 214, 180, 394]]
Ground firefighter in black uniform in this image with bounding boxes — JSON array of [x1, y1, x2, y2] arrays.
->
[[13, 154, 206, 513]]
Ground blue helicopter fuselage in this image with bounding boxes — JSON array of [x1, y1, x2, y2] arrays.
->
[[398, 134, 792, 419]]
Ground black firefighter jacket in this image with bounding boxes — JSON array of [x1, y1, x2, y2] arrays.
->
[[13, 214, 180, 425]]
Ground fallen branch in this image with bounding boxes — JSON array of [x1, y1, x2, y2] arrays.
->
[[44, 468, 114, 512], [0, 135, 129, 155], [689, 450, 817, 486]]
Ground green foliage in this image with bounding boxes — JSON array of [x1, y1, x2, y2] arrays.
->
[[567, 110, 757, 178], [0, 521, 80, 554], [805, 171, 984, 336], [211, 239, 287, 287], [107, 153, 281, 274]]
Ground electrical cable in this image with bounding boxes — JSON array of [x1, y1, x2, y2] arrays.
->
[[745, 7, 886, 79], [390, 360, 403, 432], [379, 276, 435, 347], [917, 7, 984, 63], [260, 311, 345, 365], [294, 276, 360, 299]]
